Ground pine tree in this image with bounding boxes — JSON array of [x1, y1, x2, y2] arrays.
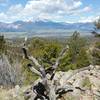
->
[[0, 35, 6, 55], [60, 31, 90, 70], [91, 17, 100, 65]]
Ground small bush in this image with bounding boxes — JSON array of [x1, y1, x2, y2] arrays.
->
[[82, 77, 92, 89]]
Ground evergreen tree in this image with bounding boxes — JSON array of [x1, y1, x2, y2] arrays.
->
[[95, 17, 100, 29], [22, 38, 62, 84], [91, 17, 100, 65], [42, 42, 61, 68], [91, 42, 100, 65], [59, 31, 90, 70], [0, 35, 6, 55]]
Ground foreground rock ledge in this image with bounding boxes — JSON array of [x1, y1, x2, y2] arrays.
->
[[0, 65, 100, 100]]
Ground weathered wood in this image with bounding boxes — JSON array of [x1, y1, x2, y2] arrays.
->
[[65, 66, 92, 81], [22, 38, 94, 100]]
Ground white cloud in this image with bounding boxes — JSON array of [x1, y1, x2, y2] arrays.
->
[[0, 13, 8, 21], [7, 4, 23, 15], [82, 6, 91, 12], [78, 16, 100, 23], [0, 0, 95, 23]]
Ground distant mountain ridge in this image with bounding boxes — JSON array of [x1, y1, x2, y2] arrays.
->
[[0, 20, 95, 32]]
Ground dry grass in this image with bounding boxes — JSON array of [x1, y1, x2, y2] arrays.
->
[[0, 86, 29, 100]]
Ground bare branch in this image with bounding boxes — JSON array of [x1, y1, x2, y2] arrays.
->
[[56, 85, 86, 99], [46, 45, 69, 80], [27, 64, 42, 77], [22, 44, 46, 78], [22, 47, 29, 59], [52, 45, 69, 69], [65, 66, 91, 81], [28, 56, 46, 77], [29, 56, 41, 67]]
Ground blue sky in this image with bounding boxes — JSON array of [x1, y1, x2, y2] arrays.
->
[[0, 0, 100, 23]]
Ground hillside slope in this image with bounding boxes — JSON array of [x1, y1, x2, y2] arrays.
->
[[0, 65, 100, 100]]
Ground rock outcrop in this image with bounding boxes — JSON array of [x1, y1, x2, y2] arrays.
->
[[0, 65, 100, 100]]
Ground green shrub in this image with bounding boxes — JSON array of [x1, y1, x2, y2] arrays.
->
[[22, 38, 62, 84], [0, 35, 6, 55], [82, 77, 92, 89], [94, 17, 100, 29], [59, 31, 90, 70], [21, 59, 39, 85], [91, 42, 100, 65]]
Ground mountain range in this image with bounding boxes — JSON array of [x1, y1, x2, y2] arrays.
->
[[0, 20, 95, 32]]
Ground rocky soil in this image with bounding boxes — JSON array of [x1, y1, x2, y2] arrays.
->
[[0, 65, 100, 100]]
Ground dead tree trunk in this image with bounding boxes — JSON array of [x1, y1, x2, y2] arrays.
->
[[22, 38, 92, 100], [22, 39, 72, 100]]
